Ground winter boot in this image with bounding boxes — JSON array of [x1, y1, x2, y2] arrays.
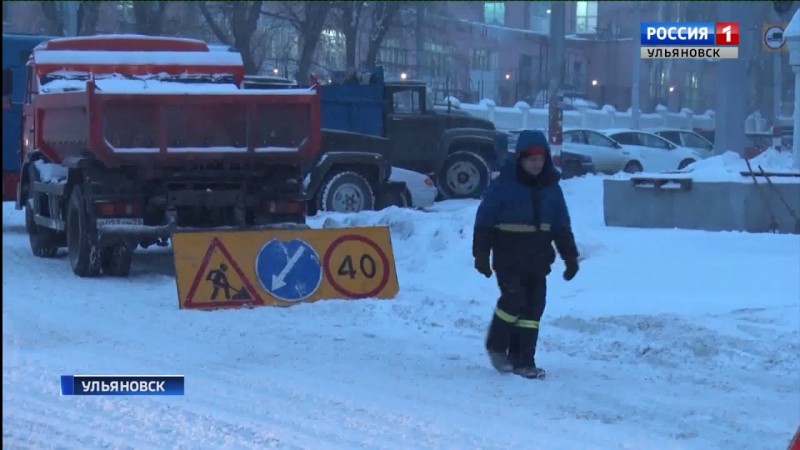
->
[[513, 365, 546, 379], [511, 323, 543, 378], [485, 310, 517, 373], [487, 350, 514, 373]]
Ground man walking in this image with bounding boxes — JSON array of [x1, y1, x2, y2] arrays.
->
[[472, 130, 579, 379]]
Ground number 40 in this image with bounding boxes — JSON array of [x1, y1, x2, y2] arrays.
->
[[338, 254, 377, 279]]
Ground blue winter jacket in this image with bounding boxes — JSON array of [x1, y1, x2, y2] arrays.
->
[[472, 130, 578, 274]]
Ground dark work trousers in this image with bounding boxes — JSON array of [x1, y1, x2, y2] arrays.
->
[[485, 271, 547, 368]]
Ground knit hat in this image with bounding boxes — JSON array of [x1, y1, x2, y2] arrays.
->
[[518, 145, 548, 159]]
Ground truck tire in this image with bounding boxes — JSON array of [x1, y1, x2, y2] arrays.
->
[[25, 202, 58, 258], [67, 185, 102, 277], [318, 171, 375, 213], [101, 244, 133, 277], [25, 164, 59, 258], [438, 151, 490, 199]]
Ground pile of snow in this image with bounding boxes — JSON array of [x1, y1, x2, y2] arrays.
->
[[674, 148, 798, 182], [32, 160, 68, 184]]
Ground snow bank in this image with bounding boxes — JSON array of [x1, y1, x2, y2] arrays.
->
[[679, 148, 799, 182], [3, 175, 799, 449]]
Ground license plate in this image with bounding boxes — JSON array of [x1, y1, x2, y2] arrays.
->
[[96, 218, 144, 227]]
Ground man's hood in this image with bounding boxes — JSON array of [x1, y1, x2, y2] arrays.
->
[[497, 130, 560, 183]]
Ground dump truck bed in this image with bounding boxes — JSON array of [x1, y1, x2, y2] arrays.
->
[[30, 40, 321, 169]]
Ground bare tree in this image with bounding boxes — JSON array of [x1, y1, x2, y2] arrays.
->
[[362, 2, 402, 69], [335, 1, 366, 70], [198, 1, 263, 74], [40, 1, 101, 36], [133, 1, 169, 36], [264, 2, 332, 83], [40, 1, 65, 35]]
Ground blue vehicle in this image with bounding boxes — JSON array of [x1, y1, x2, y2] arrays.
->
[[3, 33, 54, 200]]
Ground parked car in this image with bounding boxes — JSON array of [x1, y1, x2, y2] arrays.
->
[[600, 128, 704, 172], [563, 127, 645, 174], [505, 130, 595, 179], [647, 127, 715, 159], [388, 167, 438, 208]]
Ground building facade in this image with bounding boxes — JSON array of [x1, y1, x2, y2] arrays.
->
[[4, 1, 795, 115]]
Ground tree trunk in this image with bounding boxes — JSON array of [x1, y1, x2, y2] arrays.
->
[[293, 2, 331, 83], [362, 2, 400, 69], [339, 1, 363, 70], [78, 1, 100, 35], [40, 1, 64, 36], [231, 1, 263, 74], [134, 1, 169, 36]]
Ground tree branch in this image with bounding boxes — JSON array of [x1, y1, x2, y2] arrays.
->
[[198, 1, 231, 45]]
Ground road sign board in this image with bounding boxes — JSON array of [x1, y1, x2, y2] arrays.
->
[[173, 226, 399, 309], [255, 238, 322, 302], [323, 234, 392, 298], [183, 238, 264, 309], [763, 23, 787, 52]]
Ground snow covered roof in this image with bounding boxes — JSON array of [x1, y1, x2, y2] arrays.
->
[[33, 50, 243, 67]]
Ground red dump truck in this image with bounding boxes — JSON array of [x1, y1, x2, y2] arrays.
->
[[17, 35, 321, 277]]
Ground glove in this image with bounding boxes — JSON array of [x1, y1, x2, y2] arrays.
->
[[474, 256, 492, 278], [563, 258, 579, 281]]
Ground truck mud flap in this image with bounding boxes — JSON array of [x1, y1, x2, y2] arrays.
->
[[172, 226, 399, 309]]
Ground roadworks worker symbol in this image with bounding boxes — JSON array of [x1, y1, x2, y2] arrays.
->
[[183, 238, 263, 308]]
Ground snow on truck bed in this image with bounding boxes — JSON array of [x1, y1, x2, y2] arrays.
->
[[40, 76, 314, 96], [3, 176, 799, 449], [34, 50, 245, 67]]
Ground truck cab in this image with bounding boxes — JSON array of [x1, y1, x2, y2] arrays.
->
[[320, 67, 508, 199]]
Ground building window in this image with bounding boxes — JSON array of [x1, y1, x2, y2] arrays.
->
[[684, 71, 700, 109], [423, 42, 453, 79], [378, 38, 409, 74], [117, 1, 135, 31], [575, 1, 598, 34], [649, 62, 667, 103], [471, 49, 490, 71], [527, 1, 550, 34], [319, 29, 346, 71], [484, 2, 505, 25]]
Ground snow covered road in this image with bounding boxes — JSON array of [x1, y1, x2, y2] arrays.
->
[[3, 175, 799, 450]]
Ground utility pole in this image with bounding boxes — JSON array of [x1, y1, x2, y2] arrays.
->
[[547, 1, 566, 167], [631, 4, 641, 129], [714, 1, 748, 156]]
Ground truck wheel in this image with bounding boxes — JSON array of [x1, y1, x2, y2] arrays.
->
[[438, 151, 490, 199], [25, 202, 58, 258], [67, 186, 102, 277], [318, 171, 375, 213], [101, 244, 133, 277]]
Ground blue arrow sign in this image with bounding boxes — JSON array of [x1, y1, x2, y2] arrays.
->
[[255, 238, 322, 302]]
